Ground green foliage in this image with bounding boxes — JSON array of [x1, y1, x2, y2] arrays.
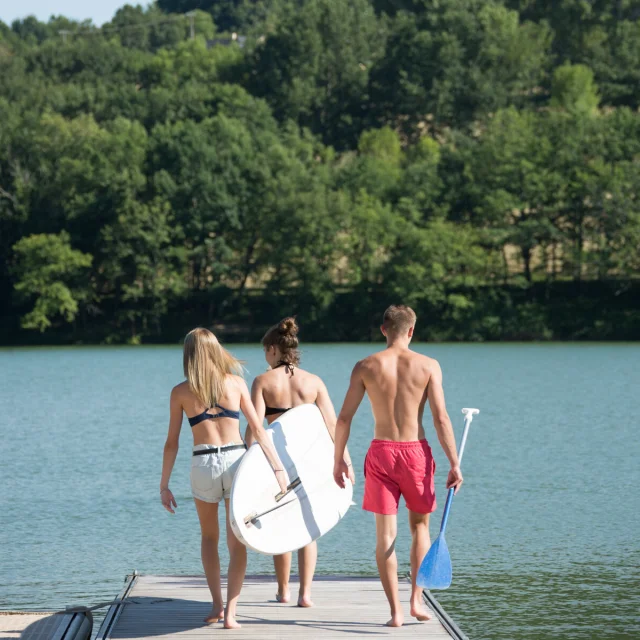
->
[[247, 0, 386, 148], [551, 63, 600, 114], [1, 1, 639, 344], [368, 0, 552, 134], [12, 232, 92, 331]]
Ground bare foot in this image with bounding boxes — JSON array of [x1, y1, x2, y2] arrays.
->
[[385, 612, 404, 627], [223, 616, 241, 630], [410, 603, 432, 622], [275, 589, 290, 603], [203, 606, 224, 624], [297, 595, 314, 608]]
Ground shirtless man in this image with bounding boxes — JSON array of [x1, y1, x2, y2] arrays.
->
[[333, 305, 463, 627]]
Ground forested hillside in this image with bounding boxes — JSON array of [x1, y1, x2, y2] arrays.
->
[[1, 0, 639, 344]]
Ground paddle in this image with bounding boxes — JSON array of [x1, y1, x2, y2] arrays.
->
[[417, 407, 479, 590]]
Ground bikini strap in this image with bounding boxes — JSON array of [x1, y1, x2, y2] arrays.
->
[[276, 360, 295, 376]]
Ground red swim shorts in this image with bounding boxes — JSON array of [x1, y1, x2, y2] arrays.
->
[[363, 439, 436, 515]]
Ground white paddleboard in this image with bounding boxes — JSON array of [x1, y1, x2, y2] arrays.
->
[[229, 403, 353, 555]]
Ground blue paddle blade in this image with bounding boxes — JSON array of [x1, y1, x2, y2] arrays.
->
[[416, 533, 452, 589]]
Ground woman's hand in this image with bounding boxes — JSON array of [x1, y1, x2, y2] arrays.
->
[[160, 487, 177, 514], [333, 458, 348, 488], [274, 469, 288, 494], [347, 463, 356, 485]]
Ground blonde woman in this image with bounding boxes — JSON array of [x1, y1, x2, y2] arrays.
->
[[249, 317, 355, 607], [160, 328, 287, 630]]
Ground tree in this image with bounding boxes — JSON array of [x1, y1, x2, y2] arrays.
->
[[101, 199, 186, 342], [550, 63, 600, 115], [368, 0, 552, 137], [460, 107, 558, 282], [336, 127, 403, 201], [12, 232, 92, 331], [247, 0, 386, 148], [383, 219, 491, 322], [105, 5, 214, 51]]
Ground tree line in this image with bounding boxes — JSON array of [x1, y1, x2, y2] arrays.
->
[[1, 0, 639, 344]]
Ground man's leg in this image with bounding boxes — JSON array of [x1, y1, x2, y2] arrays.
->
[[375, 513, 404, 627], [273, 553, 292, 603], [408, 510, 432, 621]]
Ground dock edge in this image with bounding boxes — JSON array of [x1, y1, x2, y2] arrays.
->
[[95, 573, 138, 640], [422, 589, 469, 640]]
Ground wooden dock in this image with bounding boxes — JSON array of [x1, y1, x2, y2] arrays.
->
[[97, 574, 467, 640]]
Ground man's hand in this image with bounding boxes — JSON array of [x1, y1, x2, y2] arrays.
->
[[347, 463, 356, 485], [333, 459, 349, 488], [160, 487, 177, 514], [446, 465, 463, 494]]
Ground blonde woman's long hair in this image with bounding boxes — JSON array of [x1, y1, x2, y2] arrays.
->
[[183, 328, 244, 408]]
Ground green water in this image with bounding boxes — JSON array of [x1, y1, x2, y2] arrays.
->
[[1, 344, 638, 639]]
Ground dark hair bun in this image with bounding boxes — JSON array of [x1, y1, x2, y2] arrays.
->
[[261, 316, 301, 366], [278, 317, 299, 337]]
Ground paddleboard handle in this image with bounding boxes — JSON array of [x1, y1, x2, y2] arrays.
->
[[275, 477, 301, 502], [244, 477, 303, 525], [457, 408, 479, 464]]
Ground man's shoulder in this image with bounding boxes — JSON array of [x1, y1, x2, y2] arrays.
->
[[356, 353, 380, 370], [408, 350, 441, 372]]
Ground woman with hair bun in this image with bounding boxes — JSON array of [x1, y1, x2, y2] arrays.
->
[[248, 317, 355, 608]]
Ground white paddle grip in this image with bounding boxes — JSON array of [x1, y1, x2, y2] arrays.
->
[[457, 408, 479, 465]]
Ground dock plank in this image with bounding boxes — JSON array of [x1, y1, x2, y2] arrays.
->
[[101, 575, 456, 639]]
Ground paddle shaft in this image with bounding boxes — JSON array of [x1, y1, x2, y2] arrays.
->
[[438, 411, 475, 535]]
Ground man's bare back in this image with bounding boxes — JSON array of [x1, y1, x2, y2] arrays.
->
[[358, 347, 436, 442], [333, 305, 462, 628]]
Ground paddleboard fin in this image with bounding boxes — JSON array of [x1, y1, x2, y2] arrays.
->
[[243, 512, 257, 526]]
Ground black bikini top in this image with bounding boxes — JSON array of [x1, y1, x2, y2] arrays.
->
[[188, 404, 240, 427], [264, 361, 295, 416], [265, 406, 292, 416]]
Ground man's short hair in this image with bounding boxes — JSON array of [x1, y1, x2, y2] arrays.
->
[[382, 305, 417, 335]]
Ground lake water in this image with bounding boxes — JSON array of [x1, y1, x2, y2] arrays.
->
[[1, 344, 638, 639]]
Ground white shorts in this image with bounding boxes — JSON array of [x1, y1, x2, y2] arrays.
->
[[190, 443, 245, 503]]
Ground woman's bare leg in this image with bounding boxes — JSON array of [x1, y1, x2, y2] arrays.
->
[[194, 498, 224, 623], [297, 541, 317, 607], [273, 553, 292, 603], [224, 499, 247, 629]]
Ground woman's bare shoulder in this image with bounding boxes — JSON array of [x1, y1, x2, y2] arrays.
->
[[251, 370, 271, 386], [172, 380, 189, 396], [228, 374, 248, 390], [298, 368, 325, 388]]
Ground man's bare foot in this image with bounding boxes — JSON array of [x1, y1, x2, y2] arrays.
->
[[203, 606, 224, 624], [385, 612, 404, 627], [297, 595, 314, 608], [410, 602, 432, 622], [275, 589, 290, 603], [223, 616, 241, 630]]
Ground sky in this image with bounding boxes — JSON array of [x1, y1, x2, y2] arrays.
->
[[0, 0, 133, 27]]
